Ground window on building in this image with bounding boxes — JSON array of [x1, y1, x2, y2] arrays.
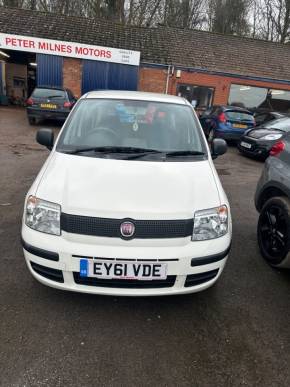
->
[[177, 84, 214, 111], [228, 84, 290, 113]]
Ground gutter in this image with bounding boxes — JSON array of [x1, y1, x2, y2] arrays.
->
[[140, 61, 290, 87]]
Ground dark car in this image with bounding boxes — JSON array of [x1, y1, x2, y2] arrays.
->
[[238, 117, 290, 160], [255, 134, 290, 267], [199, 105, 255, 142], [26, 87, 77, 125], [254, 111, 286, 127]]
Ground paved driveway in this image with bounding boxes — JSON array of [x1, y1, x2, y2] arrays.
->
[[1, 107, 290, 386]]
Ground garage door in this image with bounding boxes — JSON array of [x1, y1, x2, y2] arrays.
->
[[36, 54, 63, 88], [82, 60, 138, 94]]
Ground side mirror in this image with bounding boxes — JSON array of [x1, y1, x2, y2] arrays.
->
[[36, 129, 54, 150], [211, 138, 227, 159]]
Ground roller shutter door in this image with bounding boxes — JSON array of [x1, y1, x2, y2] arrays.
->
[[82, 60, 138, 94], [36, 54, 63, 87]]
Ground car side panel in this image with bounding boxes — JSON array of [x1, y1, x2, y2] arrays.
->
[[255, 139, 290, 211]]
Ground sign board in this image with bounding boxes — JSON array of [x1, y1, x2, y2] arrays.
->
[[0, 33, 140, 66]]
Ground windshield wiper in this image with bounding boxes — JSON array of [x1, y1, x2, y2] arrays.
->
[[61, 146, 163, 155], [45, 95, 64, 99], [125, 149, 205, 160]]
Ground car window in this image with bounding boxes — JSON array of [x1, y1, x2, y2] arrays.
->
[[66, 89, 75, 101], [225, 110, 254, 121], [211, 106, 221, 116], [57, 99, 206, 155], [255, 113, 268, 125], [263, 117, 290, 131], [201, 108, 212, 117], [32, 88, 66, 98]]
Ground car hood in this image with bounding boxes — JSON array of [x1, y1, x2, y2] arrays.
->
[[247, 128, 284, 139], [35, 152, 221, 219]]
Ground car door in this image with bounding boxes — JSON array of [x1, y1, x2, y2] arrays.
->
[[200, 106, 218, 136]]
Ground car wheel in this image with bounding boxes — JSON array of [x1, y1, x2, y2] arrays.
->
[[28, 117, 36, 125], [208, 129, 215, 143], [257, 196, 290, 267]]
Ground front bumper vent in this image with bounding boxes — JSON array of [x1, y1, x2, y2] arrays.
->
[[184, 269, 219, 287], [73, 273, 176, 289], [31, 262, 64, 283]]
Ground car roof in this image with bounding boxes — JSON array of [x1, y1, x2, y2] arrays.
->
[[34, 86, 66, 91], [222, 105, 253, 113], [83, 90, 188, 105]]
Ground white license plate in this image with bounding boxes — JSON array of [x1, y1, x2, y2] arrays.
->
[[240, 141, 252, 149], [80, 259, 168, 280]]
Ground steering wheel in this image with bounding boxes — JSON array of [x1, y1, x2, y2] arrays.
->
[[83, 126, 119, 143]]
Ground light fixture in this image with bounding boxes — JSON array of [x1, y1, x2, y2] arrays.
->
[[0, 50, 10, 58], [29, 62, 37, 67], [239, 86, 251, 91]]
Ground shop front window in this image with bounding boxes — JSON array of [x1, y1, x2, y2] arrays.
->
[[228, 84, 290, 112], [177, 84, 214, 112]]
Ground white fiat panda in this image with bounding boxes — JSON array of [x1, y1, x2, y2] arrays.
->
[[21, 91, 232, 296]]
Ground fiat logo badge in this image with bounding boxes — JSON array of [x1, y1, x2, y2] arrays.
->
[[120, 221, 135, 238]]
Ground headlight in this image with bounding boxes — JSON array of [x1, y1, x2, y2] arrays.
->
[[261, 133, 283, 141], [192, 205, 228, 241], [25, 196, 61, 235]]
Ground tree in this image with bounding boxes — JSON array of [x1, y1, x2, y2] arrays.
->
[[162, 0, 207, 29], [251, 0, 290, 42], [208, 0, 251, 35], [0, 0, 289, 43]]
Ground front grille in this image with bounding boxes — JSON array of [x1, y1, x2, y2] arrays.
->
[[184, 269, 219, 287], [61, 213, 193, 239], [73, 273, 176, 288], [31, 262, 64, 283]]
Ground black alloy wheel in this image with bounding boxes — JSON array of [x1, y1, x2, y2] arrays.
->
[[257, 197, 290, 266]]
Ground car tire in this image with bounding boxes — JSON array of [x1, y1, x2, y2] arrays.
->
[[28, 117, 37, 125], [257, 196, 290, 267], [208, 129, 215, 143]]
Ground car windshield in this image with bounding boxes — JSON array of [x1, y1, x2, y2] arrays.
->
[[57, 99, 206, 158], [262, 117, 290, 131], [226, 110, 254, 122], [32, 88, 66, 98]]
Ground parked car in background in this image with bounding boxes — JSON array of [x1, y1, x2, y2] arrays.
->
[[21, 90, 231, 296], [254, 110, 286, 127], [255, 133, 290, 267], [26, 87, 77, 125], [199, 105, 255, 142], [238, 117, 290, 160]]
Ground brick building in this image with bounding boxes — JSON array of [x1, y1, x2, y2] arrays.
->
[[1, 6, 290, 113]]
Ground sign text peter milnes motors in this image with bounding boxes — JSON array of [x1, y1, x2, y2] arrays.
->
[[0, 33, 140, 66]]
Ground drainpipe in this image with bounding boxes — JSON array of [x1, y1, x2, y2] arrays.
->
[[165, 65, 171, 94]]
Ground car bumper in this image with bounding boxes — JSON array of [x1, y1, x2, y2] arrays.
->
[[21, 225, 231, 296], [215, 131, 245, 141], [238, 138, 272, 158], [27, 108, 69, 121]]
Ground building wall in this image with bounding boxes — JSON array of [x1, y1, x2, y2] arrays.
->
[[5, 63, 28, 100], [138, 67, 168, 94], [63, 57, 82, 98], [62, 61, 290, 103], [139, 66, 290, 104]]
